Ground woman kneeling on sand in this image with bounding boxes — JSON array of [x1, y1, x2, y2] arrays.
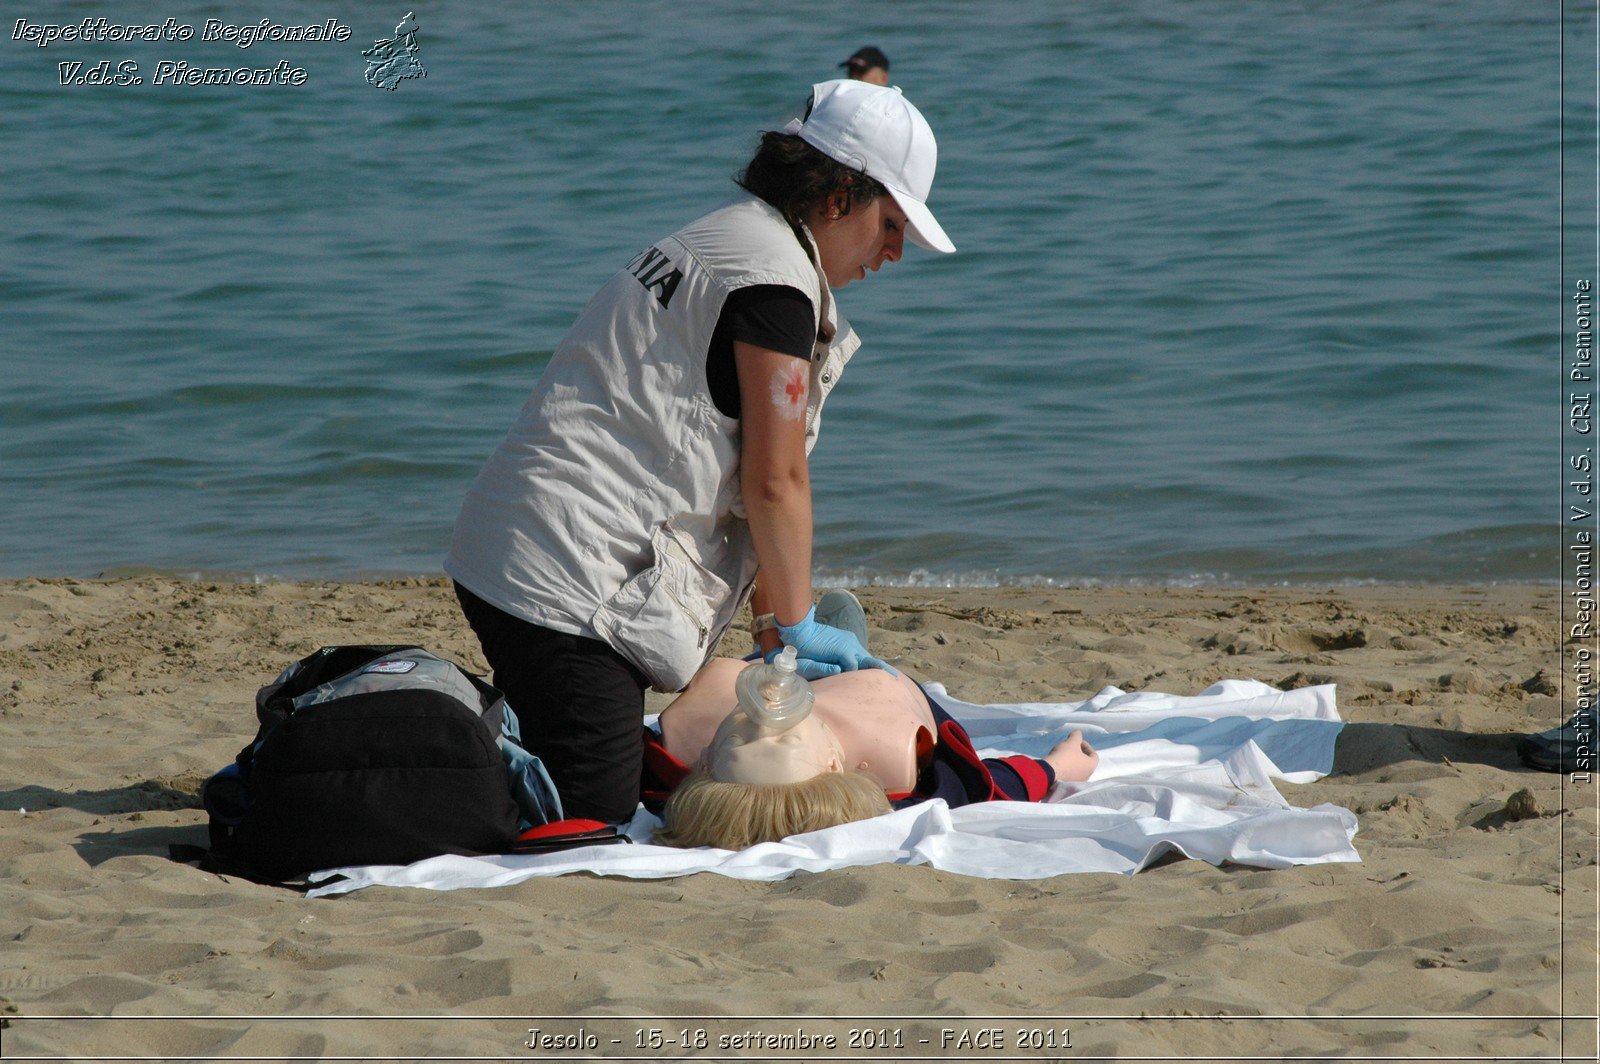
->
[[646, 650, 1099, 850]]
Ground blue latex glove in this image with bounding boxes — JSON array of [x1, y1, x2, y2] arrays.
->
[[769, 605, 898, 678], [767, 650, 843, 682]]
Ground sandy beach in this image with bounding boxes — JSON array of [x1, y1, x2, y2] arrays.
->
[[0, 576, 1592, 1061]]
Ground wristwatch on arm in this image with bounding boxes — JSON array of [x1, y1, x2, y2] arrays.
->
[[750, 611, 782, 657]]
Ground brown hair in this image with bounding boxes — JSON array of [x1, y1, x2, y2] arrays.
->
[[655, 769, 891, 850], [735, 132, 888, 233]]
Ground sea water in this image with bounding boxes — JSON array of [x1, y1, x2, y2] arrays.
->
[[0, 1, 1570, 584]]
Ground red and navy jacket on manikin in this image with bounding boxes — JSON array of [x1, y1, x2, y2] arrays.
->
[[899, 693, 1055, 808], [639, 688, 1055, 813]]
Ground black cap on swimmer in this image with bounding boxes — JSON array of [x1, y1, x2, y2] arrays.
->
[[840, 46, 890, 74]]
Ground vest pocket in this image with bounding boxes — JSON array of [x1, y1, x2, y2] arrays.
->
[[590, 520, 730, 692]]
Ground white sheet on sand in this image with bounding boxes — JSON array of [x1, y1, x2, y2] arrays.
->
[[305, 679, 1359, 898]]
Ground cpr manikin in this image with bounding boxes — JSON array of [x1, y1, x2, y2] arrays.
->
[[652, 653, 1101, 852], [664, 652, 941, 793]]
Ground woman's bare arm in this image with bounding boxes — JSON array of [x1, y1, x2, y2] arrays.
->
[[735, 341, 814, 628]]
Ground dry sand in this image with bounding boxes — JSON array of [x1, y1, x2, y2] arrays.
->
[[0, 577, 1593, 1061]]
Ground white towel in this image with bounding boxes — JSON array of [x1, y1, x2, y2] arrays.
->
[[306, 679, 1358, 897]]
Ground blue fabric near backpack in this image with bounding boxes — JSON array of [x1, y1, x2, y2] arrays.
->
[[498, 705, 563, 827]]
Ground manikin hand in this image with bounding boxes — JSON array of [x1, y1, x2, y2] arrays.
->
[[770, 605, 899, 680], [1045, 730, 1099, 783]]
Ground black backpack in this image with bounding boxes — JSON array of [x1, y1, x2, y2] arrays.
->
[[200, 645, 523, 883]]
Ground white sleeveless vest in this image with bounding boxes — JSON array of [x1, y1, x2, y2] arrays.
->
[[446, 194, 861, 691]]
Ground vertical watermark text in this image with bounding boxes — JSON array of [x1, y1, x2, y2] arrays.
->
[[1568, 279, 1596, 780]]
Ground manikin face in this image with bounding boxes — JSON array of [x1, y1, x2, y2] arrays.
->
[[703, 708, 845, 785], [808, 193, 908, 289]]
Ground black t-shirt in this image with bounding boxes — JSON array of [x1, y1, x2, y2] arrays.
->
[[704, 284, 816, 419]]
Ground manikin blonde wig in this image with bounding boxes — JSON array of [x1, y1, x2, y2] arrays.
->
[[656, 770, 891, 850]]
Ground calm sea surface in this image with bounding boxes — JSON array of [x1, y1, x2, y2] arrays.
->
[[1, 2, 1571, 584]]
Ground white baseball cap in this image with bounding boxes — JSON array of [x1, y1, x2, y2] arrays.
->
[[782, 79, 955, 254]]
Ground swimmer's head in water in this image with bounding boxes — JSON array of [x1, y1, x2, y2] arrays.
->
[[840, 46, 890, 85]]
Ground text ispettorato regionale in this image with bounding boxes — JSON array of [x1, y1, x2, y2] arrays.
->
[[12, 17, 353, 49]]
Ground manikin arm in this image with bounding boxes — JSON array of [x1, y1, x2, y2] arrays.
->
[[1045, 730, 1099, 783]]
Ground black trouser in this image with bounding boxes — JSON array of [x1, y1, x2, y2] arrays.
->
[[454, 582, 646, 824]]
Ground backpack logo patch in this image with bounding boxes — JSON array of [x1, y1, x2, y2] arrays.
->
[[362, 659, 418, 675]]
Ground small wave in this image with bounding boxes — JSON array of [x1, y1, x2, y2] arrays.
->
[[175, 282, 274, 303], [812, 567, 1550, 591]]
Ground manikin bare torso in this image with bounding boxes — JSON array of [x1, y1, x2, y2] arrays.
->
[[658, 659, 938, 792]]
